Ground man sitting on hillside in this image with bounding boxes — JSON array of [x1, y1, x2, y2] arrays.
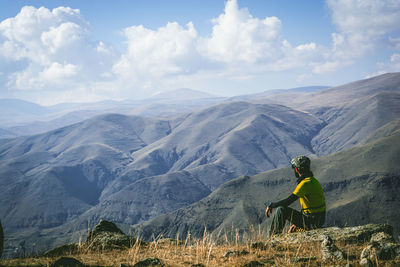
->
[[265, 155, 326, 235]]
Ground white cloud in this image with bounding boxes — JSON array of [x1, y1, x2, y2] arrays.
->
[[201, 0, 284, 64], [40, 62, 79, 81], [1, 0, 400, 104], [198, 0, 326, 77], [312, 60, 353, 74], [0, 1, 329, 102], [368, 53, 400, 77], [41, 22, 85, 54], [114, 0, 325, 77], [111, 0, 324, 96], [327, 0, 400, 35], [315, 0, 400, 73], [0, 5, 116, 101], [389, 37, 400, 50], [113, 21, 200, 78]]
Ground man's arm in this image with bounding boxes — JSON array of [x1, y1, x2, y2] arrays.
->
[[269, 194, 298, 208], [265, 194, 298, 218]]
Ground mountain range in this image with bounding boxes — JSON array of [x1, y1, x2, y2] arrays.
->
[[0, 91, 224, 138], [0, 72, 399, 253], [134, 118, 400, 241]]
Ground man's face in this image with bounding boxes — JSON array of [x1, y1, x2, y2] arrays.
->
[[294, 167, 300, 178]]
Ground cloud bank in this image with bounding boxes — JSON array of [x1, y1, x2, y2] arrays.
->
[[315, 0, 400, 73], [0, 0, 400, 104]]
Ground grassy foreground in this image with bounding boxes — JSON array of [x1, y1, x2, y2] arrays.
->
[[1, 230, 399, 267]]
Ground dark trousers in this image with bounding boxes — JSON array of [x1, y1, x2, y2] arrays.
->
[[269, 206, 325, 236]]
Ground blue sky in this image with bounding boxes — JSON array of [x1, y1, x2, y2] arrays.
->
[[0, 0, 400, 105]]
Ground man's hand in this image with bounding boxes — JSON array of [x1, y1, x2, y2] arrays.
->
[[288, 224, 296, 233], [265, 206, 272, 218]]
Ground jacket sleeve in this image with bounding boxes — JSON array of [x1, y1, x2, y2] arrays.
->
[[270, 194, 298, 208]]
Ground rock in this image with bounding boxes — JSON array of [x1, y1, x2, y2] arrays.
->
[[360, 242, 400, 262], [321, 235, 346, 261], [294, 256, 317, 262], [224, 250, 249, 257], [378, 242, 400, 260], [360, 229, 400, 264], [133, 257, 164, 267], [242, 261, 264, 267], [86, 220, 132, 250], [370, 231, 395, 244], [271, 224, 393, 245], [0, 221, 3, 258], [88, 220, 125, 238], [50, 257, 85, 267], [360, 243, 378, 264], [359, 257, 373, 267], [43, 243, 80, 257], [251, 242, 268, 250]]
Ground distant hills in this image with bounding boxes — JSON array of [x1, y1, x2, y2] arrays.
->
[[151, 88, 221, 100], [0, 88, 225, 137], [0, 73, 399, 253], [134, 118, 400, 241]]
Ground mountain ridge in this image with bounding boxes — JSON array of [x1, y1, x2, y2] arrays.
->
[[0, 73, 399, 252]]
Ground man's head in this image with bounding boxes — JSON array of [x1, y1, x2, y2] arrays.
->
[[291, 155, 311, 177]]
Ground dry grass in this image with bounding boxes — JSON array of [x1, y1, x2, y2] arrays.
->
[[1, 227, 399, 267]]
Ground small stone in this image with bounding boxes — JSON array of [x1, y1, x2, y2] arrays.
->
[[321, 235, 346, 261], [242, 260, 264, 267], [251, 242, 268, 250], [224, 250, 249, 257], [360, 238, 400, 261], [43, 243, 80, 257], [133, 257, 164, 267], [360, 245, 375, 261], [378, 243, 400, 260], [224, 250, 234, 257], [240, 250, 249, 255], [370, 231, 395, 244], [0, 221, 3, 258], [50, 257, 84, 267], [294, 256, 317, 262], [359, 258, 373, 267]]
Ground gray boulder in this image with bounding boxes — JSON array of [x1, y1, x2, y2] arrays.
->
[[86, 220, 134, 250], [360, 231, 400, 265], [271, 224, 393, 244], [320, 235, 346, 262], [43, 243, 80, 257], [50, 257, 84, 267], [133, 257, 164, 267], [0, 221, 3, 258]]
